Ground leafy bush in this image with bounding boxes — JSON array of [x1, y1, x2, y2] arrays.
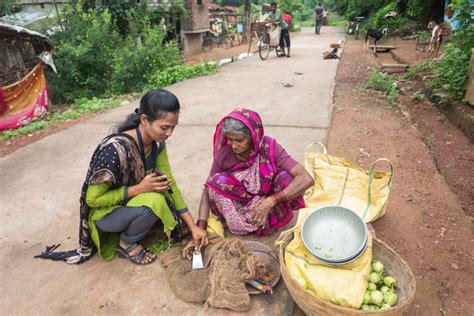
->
[[429, 0, 473, 101], [449, 0, 474, 53], [146, 63, 219, 89], [109, 22, 180, 94], [362, 2, 418, 35], [46, 7, 123, 102], [365, 68, 393, 92], [46, 4, 183, 103], [429, 44, 471, 100]]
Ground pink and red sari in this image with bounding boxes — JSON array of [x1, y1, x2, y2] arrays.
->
[[205, 109, 304, 236], [0, 63, 51, 132]]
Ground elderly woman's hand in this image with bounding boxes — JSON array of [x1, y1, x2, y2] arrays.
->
[[252, 197, 276, 228], [182, 240, 195, 260], [191, 226, 208, 252], [181, 227, 209, 260]]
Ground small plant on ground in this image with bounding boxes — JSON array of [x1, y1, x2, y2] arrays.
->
[[332, 103, 344, 113], [147, 239, 180, 254], [365, 68, 399, 104], [404, 61, 436, 81], [411, 91, 425, 102], [388, 83, 399, 104], [0, 119, 49, 141], [426, 134, 436, 149], [438, 114, 449, 124]]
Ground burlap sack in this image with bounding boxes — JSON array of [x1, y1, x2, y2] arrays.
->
[[158, 237, 270, 312]]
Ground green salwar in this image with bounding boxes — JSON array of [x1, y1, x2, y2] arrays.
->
[[87, 146, 187, 261]]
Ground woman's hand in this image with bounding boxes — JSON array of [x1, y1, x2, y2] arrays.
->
[[138, 173, 171, 194], [181, 226, 208, 260], [252, 197, 276, 228], [182, 240, 195, 260], [191, 226, 208, 252]]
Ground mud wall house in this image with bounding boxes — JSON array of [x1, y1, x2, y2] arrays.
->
[[209, 3, 239, 27], [181, 0, 210, 54]]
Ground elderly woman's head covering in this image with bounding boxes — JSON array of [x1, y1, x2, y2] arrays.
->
[[213, 108, 264, 159]]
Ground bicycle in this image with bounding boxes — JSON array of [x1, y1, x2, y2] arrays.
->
[[347, 16, 364, 40], [202, 32, 232, 51], [258, 23, 285, 60]]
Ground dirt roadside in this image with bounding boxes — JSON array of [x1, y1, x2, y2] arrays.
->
[[328, 38, 473, 314]]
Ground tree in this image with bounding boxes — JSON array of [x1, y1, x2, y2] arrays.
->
[[243, 0, 251, 42], [0, 0, 17, 17], [429, 0, 445, 22], [278, 0, 303, 15], [397, 0, 408, 14]]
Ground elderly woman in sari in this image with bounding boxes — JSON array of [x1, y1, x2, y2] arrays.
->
[[194, 109, 314, 240]]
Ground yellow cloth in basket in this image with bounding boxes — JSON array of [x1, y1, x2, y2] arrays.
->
[[282, 142, 393, 309], [304, 142, 393, 223], [284, 207, 373, 309]]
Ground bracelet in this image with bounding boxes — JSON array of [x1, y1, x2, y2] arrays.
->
[[196, 219, 208, 230], [271, 191, 287, 204]]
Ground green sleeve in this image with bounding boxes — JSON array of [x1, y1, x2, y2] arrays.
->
[[274, 10, 282, 21], [155, 146, 188, 212], [86, 182, 126, 208]]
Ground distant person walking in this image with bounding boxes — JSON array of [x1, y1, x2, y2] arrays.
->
[[314, 3, 324, 35]]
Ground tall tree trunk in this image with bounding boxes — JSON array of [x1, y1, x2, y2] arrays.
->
[[397, 0, 408, 15], [243, 0, 251, 42], [53, 0, 64, 31], [430, 0, 445, 23]]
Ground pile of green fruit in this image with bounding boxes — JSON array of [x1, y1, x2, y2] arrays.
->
[[360, 259, 399, 311]]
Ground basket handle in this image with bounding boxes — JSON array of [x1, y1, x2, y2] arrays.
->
[[361, 158, 394, 221], [275, 227, 298, 247], [305, 141, 327, 154]]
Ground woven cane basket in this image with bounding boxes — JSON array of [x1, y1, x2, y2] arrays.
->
[[278, 232, 416, 315]]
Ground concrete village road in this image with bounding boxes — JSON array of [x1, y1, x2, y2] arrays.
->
[[0, 27, 344, 314]]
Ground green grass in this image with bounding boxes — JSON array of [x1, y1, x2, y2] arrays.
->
[[1, 62, 219, 142], [146, 62, 219, 91], [411, 91, 425, 102], [328, 12, 347, 27], [364, 68, 400, 104], [0, 94, 138, 142], [296, 19, 315, 28], [147, 239, 180, 254], [404, 61, 436, 80]]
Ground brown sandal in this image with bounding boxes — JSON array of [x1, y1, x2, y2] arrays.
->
[[115, 243, 156, 265]]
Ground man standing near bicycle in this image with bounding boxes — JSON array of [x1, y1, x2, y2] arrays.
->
[[314, 3, 324, 35], [269, 2, 291, 58]]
